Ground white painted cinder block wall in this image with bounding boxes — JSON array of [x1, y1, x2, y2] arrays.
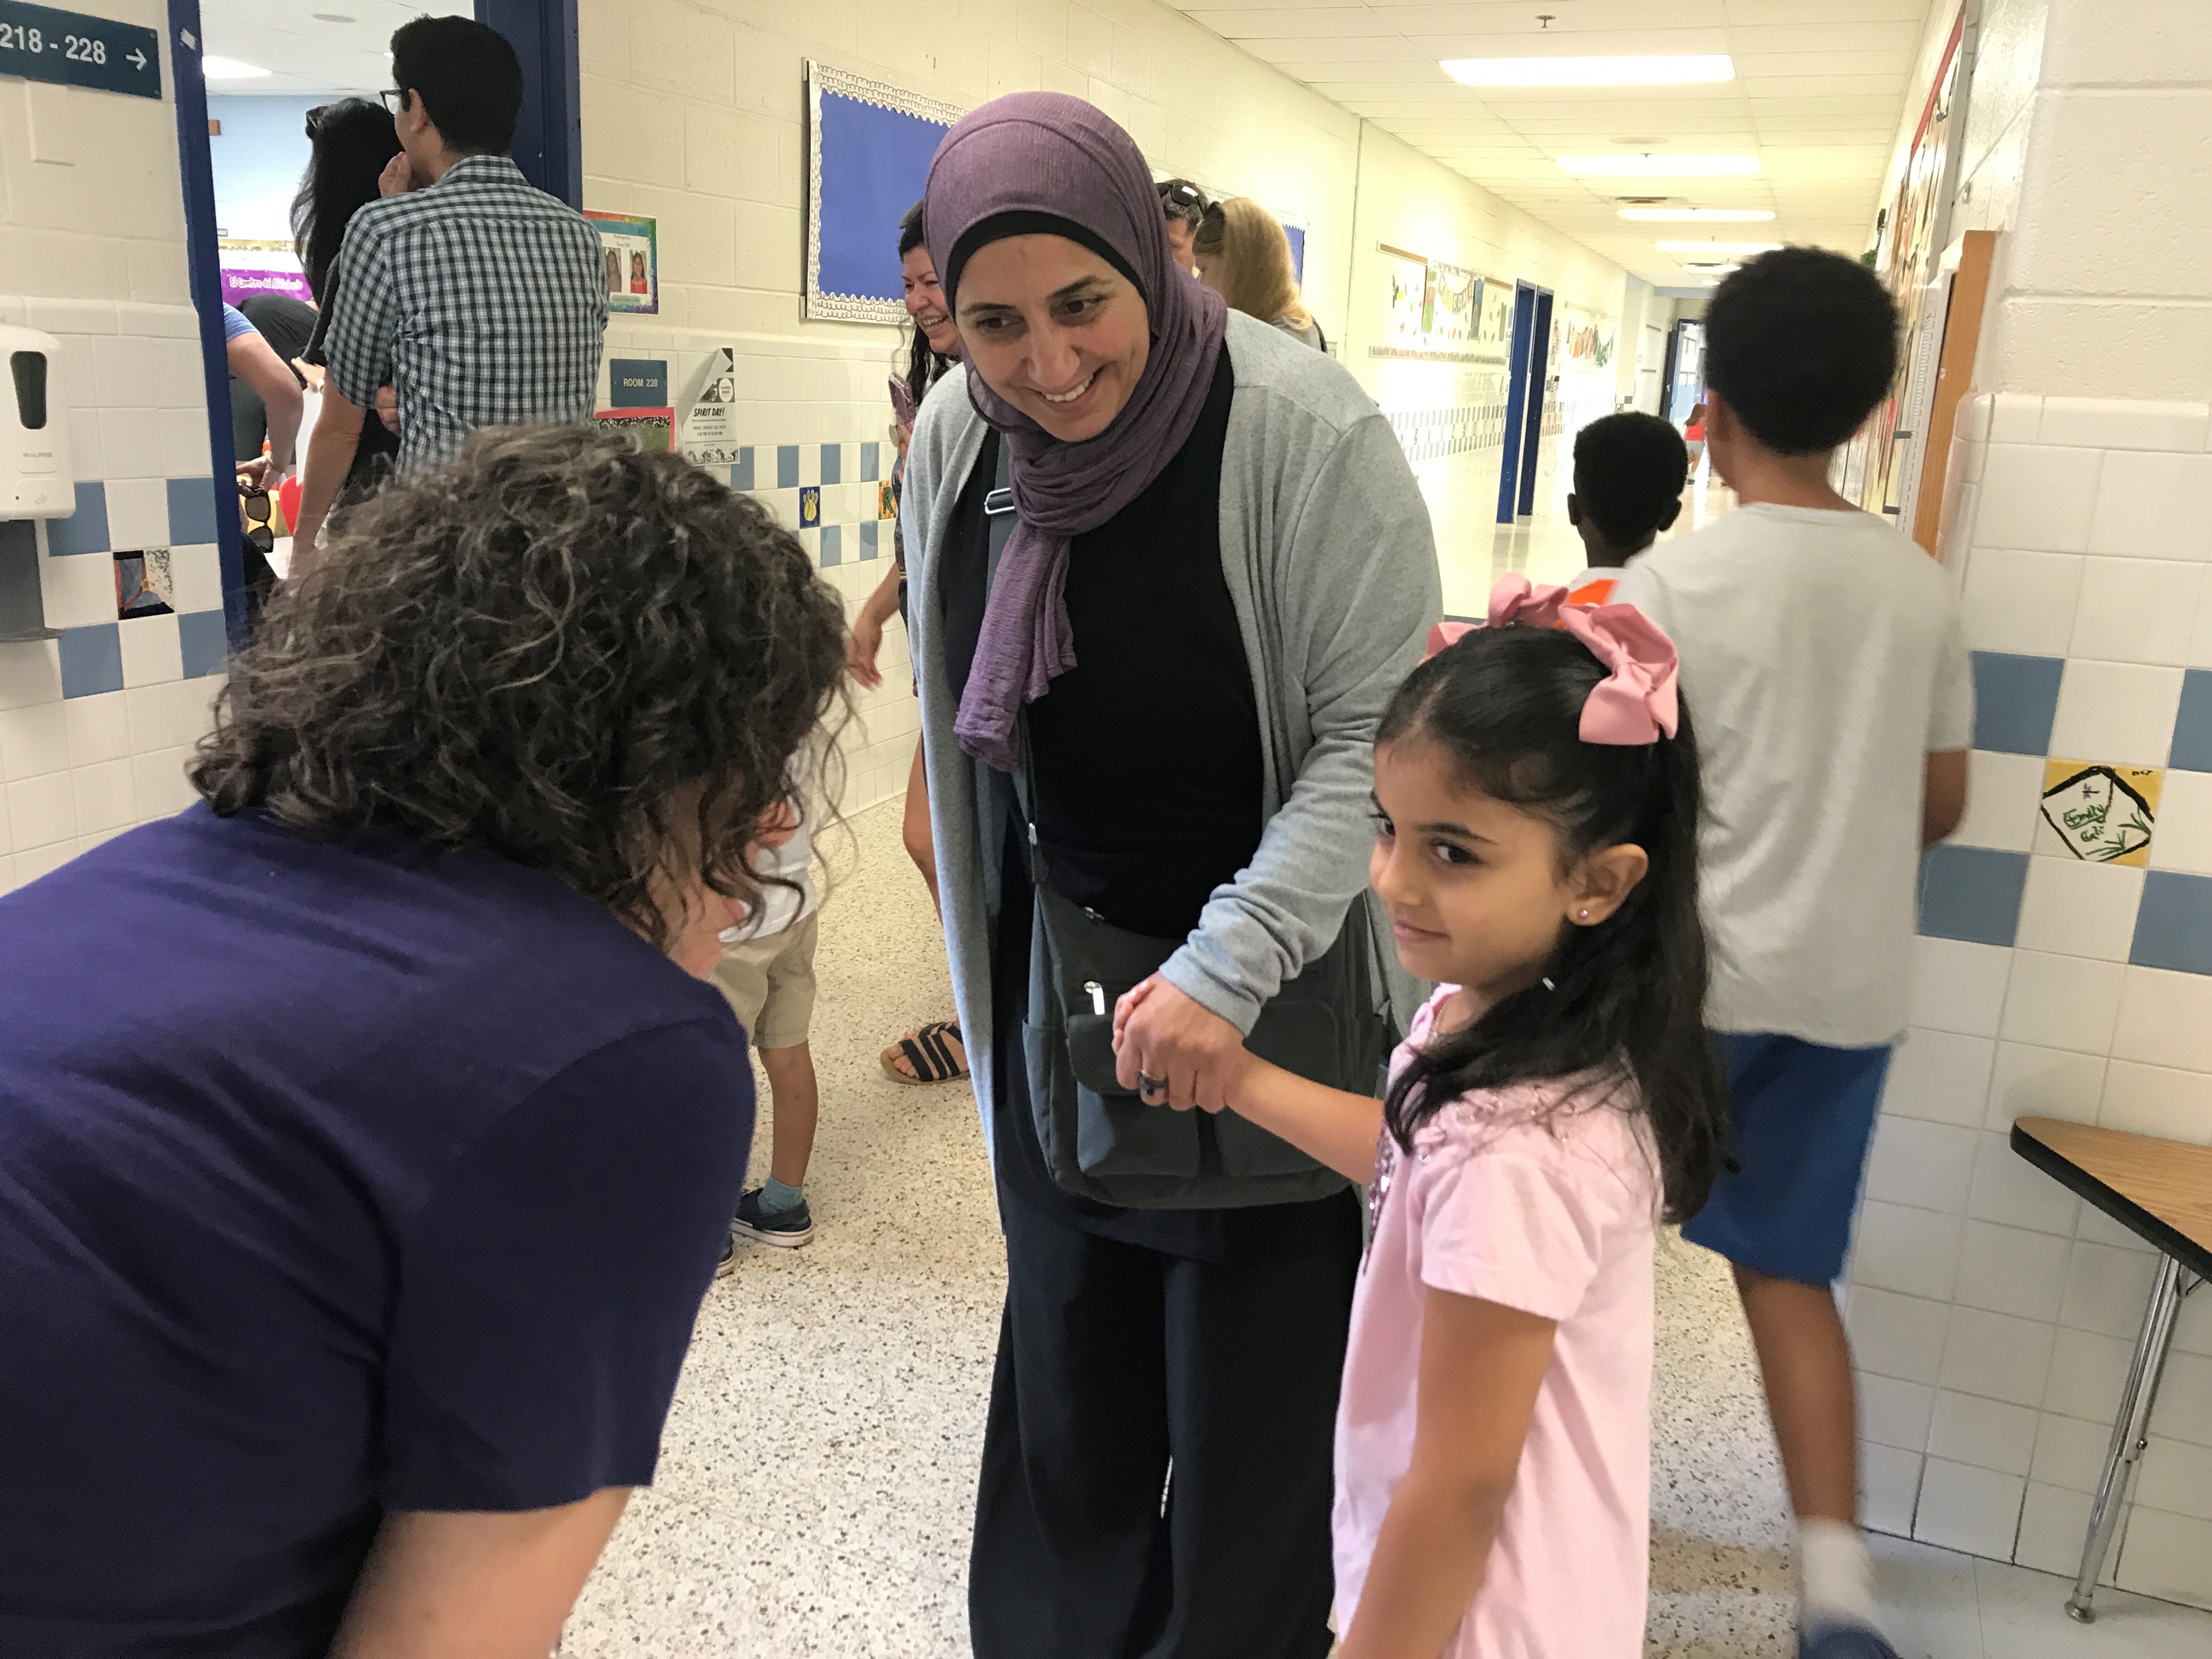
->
[[0, 1, 226, 900], [579, 0, 1639, 811], [1842, 0, 2212, 1610]]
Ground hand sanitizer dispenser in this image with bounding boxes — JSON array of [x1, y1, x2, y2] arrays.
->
[[1, 324, 76, 518]]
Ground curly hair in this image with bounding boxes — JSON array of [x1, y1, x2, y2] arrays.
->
[[190, 425, 851, 949]]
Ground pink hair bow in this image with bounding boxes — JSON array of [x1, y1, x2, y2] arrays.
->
[[1421, 575, 1679, 746]]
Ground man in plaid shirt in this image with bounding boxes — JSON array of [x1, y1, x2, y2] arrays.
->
[[293, 15, 607, 564]]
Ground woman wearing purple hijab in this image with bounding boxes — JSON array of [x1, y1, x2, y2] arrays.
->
[[902, 93, 1438, 1655]]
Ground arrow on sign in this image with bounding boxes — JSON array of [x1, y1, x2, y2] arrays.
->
[[128, 48, 146, 70]]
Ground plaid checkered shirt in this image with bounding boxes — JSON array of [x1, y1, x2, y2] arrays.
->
[[320, 154, 608, 473]]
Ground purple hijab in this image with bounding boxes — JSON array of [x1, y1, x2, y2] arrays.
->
[[923, 92, 1228, 770]]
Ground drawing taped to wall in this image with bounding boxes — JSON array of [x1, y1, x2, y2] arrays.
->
[[584, 211, 658, 314], [2038, 761, 2162, 866], [1374, 246, 1492, 364]]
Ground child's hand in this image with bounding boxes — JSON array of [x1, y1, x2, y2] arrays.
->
[[1113, 974, 1251, 1113]]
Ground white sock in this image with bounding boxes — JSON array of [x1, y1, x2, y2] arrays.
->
[[1799, 1518, 1878, 1631]]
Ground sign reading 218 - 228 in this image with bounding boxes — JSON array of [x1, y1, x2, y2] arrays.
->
[[0, 1, 162, 100]]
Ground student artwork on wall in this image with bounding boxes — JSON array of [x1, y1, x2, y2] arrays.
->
[[2038, 761, 2162, 866], [594, 408, 674, 453], [1373, 246, 1490, 364], [585, 211, 658, 315], [805, 62, 966, 325], [1556, 303, 1617, 371]]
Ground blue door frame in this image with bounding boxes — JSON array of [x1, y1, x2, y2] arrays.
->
[[171, 0, 583, 630], [1494, 281, 1554, 524]]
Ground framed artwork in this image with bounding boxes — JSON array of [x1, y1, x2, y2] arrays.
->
[[585, 211, 659, 314], [805, 61, 965, 324]]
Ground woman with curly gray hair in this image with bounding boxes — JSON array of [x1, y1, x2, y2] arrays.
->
[[0, 425, 847, 1659]]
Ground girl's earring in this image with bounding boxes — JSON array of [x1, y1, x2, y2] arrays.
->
[[1577, 907, 1592, 921]]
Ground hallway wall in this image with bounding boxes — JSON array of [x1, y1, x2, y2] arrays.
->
[[577, 0, 1639, 807]]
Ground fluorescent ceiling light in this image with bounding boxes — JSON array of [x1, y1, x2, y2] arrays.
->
[[1656, 240, 1784, 255], [1441, 54, 1733, 88], [1559, 155, 1761, 178], [202, 56, 272, 78], [1618, 207, 1776, 223]]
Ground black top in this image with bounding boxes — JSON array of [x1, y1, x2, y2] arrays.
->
[[944, 348, 1355, 1259], [303, 266, 403, 502]]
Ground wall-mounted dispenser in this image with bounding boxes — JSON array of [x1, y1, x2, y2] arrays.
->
[[1, 324, 76, 518]]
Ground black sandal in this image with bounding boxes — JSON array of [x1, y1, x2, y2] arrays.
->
[[881, 1021, 968, 1085]]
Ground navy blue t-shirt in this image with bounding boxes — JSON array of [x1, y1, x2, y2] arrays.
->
[[0, 806, 753, 1657]]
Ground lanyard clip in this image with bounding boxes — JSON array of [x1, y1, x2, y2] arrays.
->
[[983, 487, 1015, 516]]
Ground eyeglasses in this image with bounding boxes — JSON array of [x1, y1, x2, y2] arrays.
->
[[240, 489, 274, 554], [379, 88, 408, 115]]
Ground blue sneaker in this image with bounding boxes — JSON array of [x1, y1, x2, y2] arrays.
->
[[729, 1186, 815, 1249], [1799, 1621, 1901, 1659]]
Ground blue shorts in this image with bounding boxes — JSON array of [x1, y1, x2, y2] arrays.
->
[[1681, 1032, 1894, 1286]]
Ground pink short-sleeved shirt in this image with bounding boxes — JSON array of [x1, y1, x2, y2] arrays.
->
[[1333, 987, 1661, 1658]]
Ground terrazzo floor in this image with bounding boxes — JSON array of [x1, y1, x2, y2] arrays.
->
[[559, 778, 2212, 1658]]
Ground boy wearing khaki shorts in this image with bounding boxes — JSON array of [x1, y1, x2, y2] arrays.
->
[[712, 793, 821, 1264]]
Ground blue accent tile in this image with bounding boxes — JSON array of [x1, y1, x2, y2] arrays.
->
[[730, 448, 754, 491], [45, 481, 110, 556], [177, 609, 230, 679], [2171, 669, 2212, 772], [861, 442, 880, 482], [2130, 871, 2212, 974], [859, 520, 879, 560], [58, 623, 123, 697], [1971, 652, 2066, 755], [820, 444, 842, 485], [798, 486, 820, 528], [1918, 844, 2030, 946], [820, 524, 842, 566], [165, 477, 221, 549], [776, 445, 799, 489]]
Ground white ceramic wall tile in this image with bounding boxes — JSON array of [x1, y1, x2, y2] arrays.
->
[[1955, 393, 1994, 445], [2038, 397, 2211, 453], [1861, 1374, 1937, 1453], [113, 302, 194, 339], [2176, 1286, 2212, 1359], [2135, 1437, 2212, 1522], [2016, 857, 2145, 960], [168, 544, 223, 614], [24, 297, 115, 335], [1848, 1286, 1955, 1387], [0, 702, 70, 781], [97, 407, 166, 479], [0, 642, 64, 711], [2047, 659, 2186, 766], [2043, 1326, 2134, 1421], [130, 747, 195, 821], [1999, 950, 2129, 1054], [148, 336, 202, 409], [2089, 450, 2212, 561], [1938, 1306, 2057, 1408], [1927, 1389, 2040, 1477], [1951, 750, 2046, 853], [67, 407, 103, 481], [7, 771, 75, 849], [1913, 1457, 2025, 1557], [2059, 1240, 2163, 1341], [2157, 1352, 2212, 1447], [61, 691, 130, 768], [1882, 1030, 1997, 1127], [1953, 1219, 2073, 1323], [117, 616, 183, 689], [2070, 557, 2204, 665], [2115, 1506, 2212, 1606], [1988, 393, 2044, 445], [36, 551, 118, 631], [2112, 966, 2212, 1072], [71, 758, 135, 835], [156, 407, 205, 478], [103, 476, 168, 550], [1865, 1116, 1982, 1212], [2099, 1059, 2212, 1143], [2193, 578, 2212, 668], [2013, 1481, 2095, 1577], [1967, 1128, 2080, 1235], [1852, 1200, 1966, 1301], [1974, 444, 2103, 552], [2075, 1199, 2160, 1255], [2029, 1410, 2114, 1495], [2152, 767, 2212, 873], [90, 335, 143, 408], [1985, 1042, 2107, 1131], [12, 838, 75, 884], [1909, 937, 2014, 1036], [1861, 1444, 1926, 1537]]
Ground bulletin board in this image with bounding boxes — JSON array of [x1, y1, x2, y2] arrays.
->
[[805, 61, 965, 324]]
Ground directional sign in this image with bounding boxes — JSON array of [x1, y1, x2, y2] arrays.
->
[[0, 2, 161, 100]]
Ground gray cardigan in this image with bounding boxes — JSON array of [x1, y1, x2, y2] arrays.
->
[[904, 311, 1440, 1152]]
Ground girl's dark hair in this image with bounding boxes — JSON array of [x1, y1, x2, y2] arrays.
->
[[190, 425, 850, 950], [291, 98, 405, 300], [1378, 625, 1729, 1223], [898, 199, 958, 410]]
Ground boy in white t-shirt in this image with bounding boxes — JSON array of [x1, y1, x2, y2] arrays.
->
[[710, 777, 823, 1262], [1615, 248, 1972, 1659]]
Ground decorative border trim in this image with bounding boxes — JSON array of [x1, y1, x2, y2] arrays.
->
[[804, 60, 967, 325]]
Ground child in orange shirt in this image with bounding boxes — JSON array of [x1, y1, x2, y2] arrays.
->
[[1565, 411, 1690, 605]]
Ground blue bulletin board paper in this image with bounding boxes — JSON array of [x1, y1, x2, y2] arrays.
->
[[0, 1, 160, 99], [805, 62, 964, 325]]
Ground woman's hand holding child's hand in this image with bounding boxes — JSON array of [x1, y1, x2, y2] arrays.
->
[[1111, 974, 1254, 1112]]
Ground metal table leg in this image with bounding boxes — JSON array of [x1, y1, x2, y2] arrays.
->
[[2068, 1256, 2187, 1622]]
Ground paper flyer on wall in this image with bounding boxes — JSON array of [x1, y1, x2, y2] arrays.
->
[[679, 347, 742, 467]]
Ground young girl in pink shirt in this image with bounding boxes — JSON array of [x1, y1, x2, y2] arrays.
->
[[1121, 575, 1730, 1657]]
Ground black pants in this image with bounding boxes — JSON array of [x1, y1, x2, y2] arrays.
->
[[968, 1185, 1362, 1659]]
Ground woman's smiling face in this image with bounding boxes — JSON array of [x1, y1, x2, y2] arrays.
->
[[901, 246, 958, 356], [953, 234, 1150, 443]]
